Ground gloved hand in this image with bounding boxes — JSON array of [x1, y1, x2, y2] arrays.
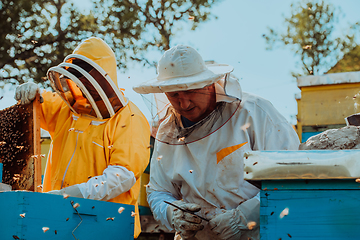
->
[[167, 200, 204, 239], [46, 184, 84, 198], [209, 197, 260, 240], [14, 82, 42, 105]]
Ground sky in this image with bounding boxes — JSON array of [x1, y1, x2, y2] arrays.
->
[[1, 0, 360, 125]]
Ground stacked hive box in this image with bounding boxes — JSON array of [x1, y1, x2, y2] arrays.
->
[[296, 71, 360, 142], [244, 150, 360, 239]]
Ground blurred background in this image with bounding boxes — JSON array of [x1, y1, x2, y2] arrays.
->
[[1, 0, 360, 125]]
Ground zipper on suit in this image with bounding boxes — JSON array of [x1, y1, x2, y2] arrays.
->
[[61, 131, 81, 189]]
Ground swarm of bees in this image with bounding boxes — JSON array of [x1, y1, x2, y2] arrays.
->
[[0, 104, 33, 188]]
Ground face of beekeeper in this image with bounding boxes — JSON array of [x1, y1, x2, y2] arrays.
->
[[165, 84, 217, 122]]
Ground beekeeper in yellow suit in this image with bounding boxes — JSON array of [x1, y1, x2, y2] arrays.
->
[[133, 45, 300, 240], [14, 37, 150, 238]]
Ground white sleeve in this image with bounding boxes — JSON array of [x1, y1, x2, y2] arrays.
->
[[77, 165, 136, 201], [145, 140, 182, 230], [265, 122, 300, 150], [254, 192, 260, 201], [147, 190, 178, 231]]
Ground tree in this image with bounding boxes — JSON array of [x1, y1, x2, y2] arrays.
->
[[327, 45, 360, 73], [0, 0, 220, 89], [96, 0, 220, 68], [0, 0, 99, 89], [263, 0, 360, 77]]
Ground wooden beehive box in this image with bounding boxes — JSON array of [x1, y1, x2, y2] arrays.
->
[[0, 191, 134, 240], [260, 179, 360, 239], [0, 95, 41, 191], [296, 71, 360, 142], [244, 150, 360, 239]]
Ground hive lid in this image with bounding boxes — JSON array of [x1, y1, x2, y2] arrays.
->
[[244, 150, 360, 180], [297, 71, 360, 88]]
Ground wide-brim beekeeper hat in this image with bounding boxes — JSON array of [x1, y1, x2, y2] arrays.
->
[[133, 45, 234, 94]]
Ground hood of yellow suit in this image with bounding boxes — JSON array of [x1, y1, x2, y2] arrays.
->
[[72, 37, 119, 88], [47, 37, 127, 119]]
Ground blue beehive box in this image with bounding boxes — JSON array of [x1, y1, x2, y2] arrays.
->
[[0, 191, 134, 240], [260, 179, 360, 239], [244, 150, 360, 240]]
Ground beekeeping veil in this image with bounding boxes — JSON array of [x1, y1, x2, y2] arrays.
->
[[133, 45, 242, 144], [47, 37, 127, 119]]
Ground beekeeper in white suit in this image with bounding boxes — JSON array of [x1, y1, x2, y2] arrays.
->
[[133, 45, 300, 240]]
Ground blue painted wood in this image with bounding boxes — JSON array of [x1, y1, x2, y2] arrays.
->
[[302, 131, 322, 142], [262, 179, 360, 190], [0, 163, 2, 182], [138, 205, 152, 216], [0, 191, 134, 240], [260, 180, 360, 239]]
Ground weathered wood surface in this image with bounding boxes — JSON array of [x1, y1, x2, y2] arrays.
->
[[244, 150, 360, 180]]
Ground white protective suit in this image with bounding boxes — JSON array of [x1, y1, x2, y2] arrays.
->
[[146, 79, 300, 239]]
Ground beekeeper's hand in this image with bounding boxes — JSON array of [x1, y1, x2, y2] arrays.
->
[[15, 82, 43, 105], [209, 197, 260, 240], [167, 200, 204, 239], [46, 184, 83, 198]]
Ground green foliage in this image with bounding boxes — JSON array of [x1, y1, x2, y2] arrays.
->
[[327, 45, 360, 73], [0, 0, 219, 89], [0, 0, 99, 88], [263, 0, 359, 77], [96, 0, 219, 68]]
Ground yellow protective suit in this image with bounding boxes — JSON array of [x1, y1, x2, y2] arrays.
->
[[41, 37, 150, 238]]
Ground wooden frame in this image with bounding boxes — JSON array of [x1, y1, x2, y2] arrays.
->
[[0, 94, 41, 191]]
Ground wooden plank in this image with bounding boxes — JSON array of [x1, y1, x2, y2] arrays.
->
[[302, 124, 346, 133], [138, 172, 150, 208], [32, 94, 42, 192], [300, 84, 360, 126], [0, 94, 42, 191], [260, 188, 360, 239]]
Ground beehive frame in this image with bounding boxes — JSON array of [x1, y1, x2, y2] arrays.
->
[[0, 94, 41, 191]]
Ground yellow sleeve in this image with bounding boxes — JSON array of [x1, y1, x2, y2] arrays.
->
[[106, 102, 150, 238], [108, 102, 150, 180], [40, 91, 66, 135]]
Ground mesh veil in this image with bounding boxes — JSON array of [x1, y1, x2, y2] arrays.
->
[[142, 74, 242, 145]]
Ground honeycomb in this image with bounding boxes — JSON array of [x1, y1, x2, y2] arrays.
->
[[0, 99, 41, 191]]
